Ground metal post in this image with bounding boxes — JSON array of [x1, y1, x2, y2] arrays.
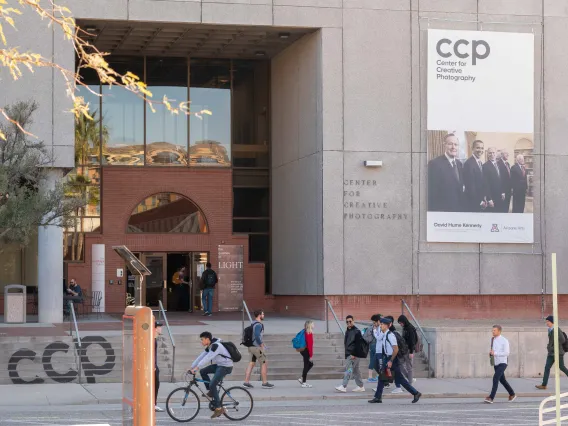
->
[[552, 253, 561, 426], [428, 344, 432, 378], [401, 299, 404, 316], [325, 299, 329, 334], [242, 302, 245, 331]]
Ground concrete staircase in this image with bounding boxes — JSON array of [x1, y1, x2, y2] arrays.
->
[[0, 332, 431, 384]]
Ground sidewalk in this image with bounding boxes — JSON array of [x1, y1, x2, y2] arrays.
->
[[0, 378, 566, 406]]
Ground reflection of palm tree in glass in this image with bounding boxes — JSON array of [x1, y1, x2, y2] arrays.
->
[[64, 174, 100, 260], [75, 111, 108, 171]]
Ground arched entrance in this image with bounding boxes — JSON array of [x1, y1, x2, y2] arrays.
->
[[125, 192, 209, 311]]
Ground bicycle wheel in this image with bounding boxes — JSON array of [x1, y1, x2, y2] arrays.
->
[[221, 386, 254, 421], [166, 387, 200, 422]]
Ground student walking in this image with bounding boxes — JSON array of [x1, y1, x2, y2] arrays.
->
[[243, 309, 274, 389], [298, 320, 315, 388], [484, 325, 516, 403], [335, 315, 365, 393], [384, 315, 409, 394], [364, 314, 381, 383], [368, 317, 421, 404], [201, 262, 218, 316], [398, 314, 419, 385], [154, 321, 164, 412], [536, 316, 568, 390]]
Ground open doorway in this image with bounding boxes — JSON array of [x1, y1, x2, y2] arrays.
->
[[167, 253, 190, 312]]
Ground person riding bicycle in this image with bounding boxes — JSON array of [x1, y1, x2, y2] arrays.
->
[[189, 331, 234, 419]]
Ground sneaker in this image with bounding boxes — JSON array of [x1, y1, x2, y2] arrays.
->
[[412, 378, 417, 384], [262, 382, 275, 389], [243, 382, 253, 388], [412, 392, 422, 403], [202, 312, 209, 316], [368, 397, 382, 403], [484, 397, 494, 404], [207, 312, 213, 317], [535, 385, 547, 390], [301, 382, 313, 388], [211, 407, 225, 419], [391, 387, 403, 394], [509, 395, 517, 402], [155, 405, 164, 412], [206, 390, 213, 398], [372, 388, 377, 392], [297, 378, 303, 385], [335, 385, 347, 393], [352, 386, 365, 392], [367, 377, 378, 383]]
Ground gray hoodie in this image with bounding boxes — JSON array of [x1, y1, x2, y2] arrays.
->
[[192, 338, 234, 369]]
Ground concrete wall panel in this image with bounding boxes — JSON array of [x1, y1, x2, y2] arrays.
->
[[417, 0, 477, 14], [343, 0, 410, 10], [544, 0, 568, 17], [321, 28, 343, 152], [479, 254, 543, 294], [478, 0, 543, 16], [274, 6, 343, 28], [418, 252, 480, 294], [129, 0, 201, 23], [202, 3, 272, 25], [62, 0, 128, 20], [343, 152, 412, 294], [343, 9, 411, 153]]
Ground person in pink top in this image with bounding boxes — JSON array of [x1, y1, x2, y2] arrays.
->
[[298, 320, 315, 388]]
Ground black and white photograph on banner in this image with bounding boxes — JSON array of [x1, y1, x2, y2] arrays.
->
[[426, 28, 535, 243]]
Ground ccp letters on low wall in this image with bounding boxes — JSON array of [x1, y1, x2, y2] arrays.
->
[[7, 336, 116, 384]]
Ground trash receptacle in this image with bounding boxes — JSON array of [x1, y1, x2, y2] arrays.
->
[[4, 284, 26, 324]]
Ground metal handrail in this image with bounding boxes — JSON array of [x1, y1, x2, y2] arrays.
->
[[242, 300, 253, 331], [68, 301, 82, 384], [401, 299, 432, 378], [539, 391, 568, 425], [158, 300, 175, 383], [325, 299, 344, 335]]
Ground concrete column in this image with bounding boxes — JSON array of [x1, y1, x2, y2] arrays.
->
[[38, 169, 64, 324], [92, 244, 105, 312]]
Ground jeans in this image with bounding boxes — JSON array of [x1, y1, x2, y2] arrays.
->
[[202, 288, 214, 314], [394, 354, 412, 388], [490, 363, 514, 399], [542, 354, 568, 386], [301, 349, 313, 383], [374, 355, 418, 399], [342, 357, 363, 388], [155, 366, 160, 405], [200, 365, 233, 409]]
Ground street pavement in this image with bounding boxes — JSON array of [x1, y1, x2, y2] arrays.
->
[[0, 378, 565, 425], [0, 398, 549, 425]]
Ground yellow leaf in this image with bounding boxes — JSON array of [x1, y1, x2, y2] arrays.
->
[[0, 24, 6, 46], [201, 109, 213, 116], [5, 16, 15, 28], [0, 131, 5, 141]]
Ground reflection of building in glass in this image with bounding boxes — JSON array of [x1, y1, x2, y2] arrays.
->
[[190, 140, 230, 166], [145, 142, 188, 165], [128, 193, 208, 233], [103, 144, 145, 166]]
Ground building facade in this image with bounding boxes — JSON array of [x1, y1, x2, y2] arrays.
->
[[1, 0, 567, 323]]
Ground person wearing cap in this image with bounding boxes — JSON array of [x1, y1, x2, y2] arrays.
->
[[154, 321, 164, 412], [368, 316, 421, 404], [536, 315, 568, 390]]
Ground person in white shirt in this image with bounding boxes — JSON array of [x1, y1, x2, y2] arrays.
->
[[189, 332, 234, 419], [368, 317, 421, 404], [485, 325, 516, 403]]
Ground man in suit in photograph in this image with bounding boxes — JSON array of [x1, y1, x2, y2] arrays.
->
[[463, 140, 487, 212], [428, 133, 464, 212], [497, 150, 513, 213], [483, 147, 505, 213], [511, 154, 528, 213]]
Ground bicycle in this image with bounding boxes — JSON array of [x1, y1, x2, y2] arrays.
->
[[166, 372, 254, 422]]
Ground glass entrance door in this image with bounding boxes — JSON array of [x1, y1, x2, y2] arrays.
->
[[141, 253, 167, 308]]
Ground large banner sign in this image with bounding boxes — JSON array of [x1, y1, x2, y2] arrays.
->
[[426, 29, 535, 243], [217, 245, 244, 312]]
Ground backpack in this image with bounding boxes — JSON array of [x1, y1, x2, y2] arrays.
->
[[386, 331, 409, 357], [353, 332, 369, 358], [204, 270, 217, 288], [220, 342, 242, 363], [562, 332, 568, 353], [292, 329, 306, 350], [241, 322, 263, 347]]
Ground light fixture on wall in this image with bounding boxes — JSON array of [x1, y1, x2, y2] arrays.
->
[[255, 51, 266, 57], [364, 160, 383, 167], [278, 32, 290, 39]]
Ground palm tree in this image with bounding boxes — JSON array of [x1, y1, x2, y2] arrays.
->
[[74, 111, 108, 173]]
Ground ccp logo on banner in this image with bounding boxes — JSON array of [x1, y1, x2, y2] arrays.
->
[[7, 336, 116, 384], [436, 38, 491, 65]]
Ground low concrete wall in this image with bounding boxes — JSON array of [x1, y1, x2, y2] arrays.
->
[[425, 326, 557, 379]]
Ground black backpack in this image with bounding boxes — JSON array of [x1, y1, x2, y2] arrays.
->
[[204, 270, 217, 288], [562, 332, 568, 353], [353, 332, 369, 358], [220, 342, 242, 363], [386, 331, 409, 357], [241, 322, 263, 347]]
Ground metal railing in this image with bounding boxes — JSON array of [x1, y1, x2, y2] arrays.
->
[[539, 392, 568, 425], [401, 299, 433, 378], [158, 300, 176, 383], [68, 301, 83, 384], [242, 300, 253, 330], [325, 298, 344, 335]]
